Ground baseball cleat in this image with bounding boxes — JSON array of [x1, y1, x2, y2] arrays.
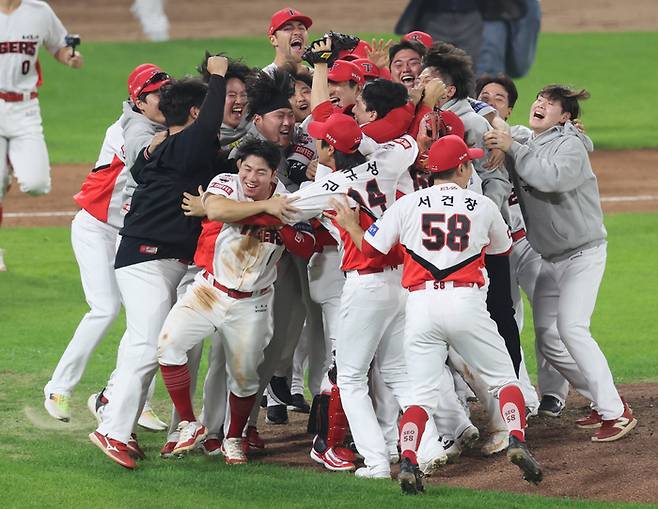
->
[[419, 450, 448, 477], [267, 375, 292, 406], [127, 433, 146, 460], [288, 393, 311, 413], [538, 395, 564, 418], [575, 408, 603, 429], [389, 450, 400, 465], [173, 421, 207, 455], [481, 430, 510, 456], [506, 435, 543, 484], [244, 425, 265, 449], [138, 404, 167, 431], [591, 401, 637, 442], [265, 404, 289, 425], [160, 440, 178, 459], [456, 424, 479, 450], [221, 437, 248, 465], [440, 436, 462, 463], [89, 431, 135, 469], [399, 457, 424, 495], [44, 392, 71, 422], [201, 438, 222, 456], [310, 444, 355, 472], [355, 466, 391, 479], [87, 390, 107, 424]]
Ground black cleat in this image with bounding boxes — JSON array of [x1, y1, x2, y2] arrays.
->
[[538, 395, 564, 417], [288, 393, 311, 413], [265, 404, 289, 425], [507, 435, 543, 485], [399, 457, 424, 495], [268, 376, 292, 406]]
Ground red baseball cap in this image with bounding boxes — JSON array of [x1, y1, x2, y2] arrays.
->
[[128, 64, 170, 102], [427, 135, 484, 173], [268, 7, 312, 36], [308, 113, 363, 154], [404, 31, 433, 48], [328, 60, 364, 85], [337, 40, 372, 61], [439, 110, 465, 140], [351, 58, 380, 80]]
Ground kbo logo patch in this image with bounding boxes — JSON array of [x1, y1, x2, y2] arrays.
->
[[367, 224, 379, 236]]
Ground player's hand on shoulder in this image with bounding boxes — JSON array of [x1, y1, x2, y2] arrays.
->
[[182, 185, 206, 217], [324, 197, 360, 230], [147, 130, 169, 156], [207, 55, 229, 77], [483, 148, 505, 169], [264, 194, 300, 223], [484, 130, 513, 153], [305, 159, 318, 180]]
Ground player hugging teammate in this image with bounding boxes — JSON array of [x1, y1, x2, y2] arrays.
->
[[32, 3, 637, 495]]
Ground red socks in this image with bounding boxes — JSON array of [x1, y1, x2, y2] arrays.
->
[[398, 405, 429, 464], [226, 393, 257, 439], [160, 364, 196, 423], [499, 384, 526, 441]]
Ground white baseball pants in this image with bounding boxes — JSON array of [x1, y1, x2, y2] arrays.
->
[[533, 243, 623, 420]]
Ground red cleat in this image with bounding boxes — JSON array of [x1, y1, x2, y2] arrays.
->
[[592, 402, 637, 442], [245, 425, 265, 449], [202, 438, 222, 456], [89, 431, 135, 469], [575, 408, 603, 429], [127, 433, 146, 460], [160, 440, 177, 459]]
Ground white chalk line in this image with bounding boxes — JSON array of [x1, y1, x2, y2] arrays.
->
[[3, 195, 658, 219]]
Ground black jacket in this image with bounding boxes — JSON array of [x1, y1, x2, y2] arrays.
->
[[116, 75, 227, 269]]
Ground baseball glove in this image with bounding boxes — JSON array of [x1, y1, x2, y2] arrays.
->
[[302, 31, 360, 66]]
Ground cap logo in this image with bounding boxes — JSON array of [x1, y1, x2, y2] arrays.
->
[[288, 8, 295, 15], [410, 34, 420, 41], [326, 133, 337, 144], [363, 63, 372, 72]]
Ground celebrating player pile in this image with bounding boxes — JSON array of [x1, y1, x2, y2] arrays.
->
[[24, 2, 637, 496]]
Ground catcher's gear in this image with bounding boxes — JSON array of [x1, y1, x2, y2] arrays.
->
[[303, 32, 360, 67]]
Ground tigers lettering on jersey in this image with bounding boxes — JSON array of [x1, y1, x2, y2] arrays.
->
[[0, 41, 38, 55]]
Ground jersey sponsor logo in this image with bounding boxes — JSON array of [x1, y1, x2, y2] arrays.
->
[[367, 223, 379, 236], [292, 144, 314, 160], [392, 137, 412, 149], [139, 244, 158, 255], [240, 225, 283, 245], [0, 41, 38, 56], [209, 182, 234, 195]]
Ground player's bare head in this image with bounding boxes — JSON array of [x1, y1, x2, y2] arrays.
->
[[422, 43, 475, 100], [222, 59, 255, 128], [354, 79, 408, 125], [158, 77, 208, 128], [287, 68, 313, 122], [248, 70, 296, 147], [268, 8, 312, 63], [476, 73, 518, 119], [530, 84, 590, 133], [389, 40, 425, 90], [236, 138, 280, 200]]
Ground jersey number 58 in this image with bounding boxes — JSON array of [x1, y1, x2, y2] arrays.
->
[[421, 213, 471, 251]]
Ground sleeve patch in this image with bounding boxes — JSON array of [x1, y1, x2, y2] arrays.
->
[[209, 182, 234, 195], [392, 137, 412, 150], [367, 224, 379, 236]]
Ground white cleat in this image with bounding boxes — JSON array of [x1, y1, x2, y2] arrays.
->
[[456, 424, 480, 450], [138, 403, 167, 431], [481, 430, 510, 456], [354, 466, 391, 479], [44, 392, 71, 422]]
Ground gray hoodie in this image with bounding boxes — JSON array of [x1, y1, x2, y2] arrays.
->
[[445, 97, 512, 211], [507, 122, 606, 261], [119, 100, 167, 208]]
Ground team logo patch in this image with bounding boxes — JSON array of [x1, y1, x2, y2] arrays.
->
[[392, 137, 412, 149], [367, 224, 379, 236], [139, 244, 158, 255], [209, 182, 234, 195]]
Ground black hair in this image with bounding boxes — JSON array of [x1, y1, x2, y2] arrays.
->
[[538, 84, 590, 120], [361, 79, 408, 120], [246, 69, 295, 119], [423, 42, 475, 99], [288, 68, 313, 89], [236, 137, 281, 171], [475, 73, 519, 108], [388, 39, 426, 66], [433, 167, 458, 180], [321, 140, 367, 171], [158, 78, 208, 127]]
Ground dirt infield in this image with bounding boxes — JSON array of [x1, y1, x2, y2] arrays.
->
[[4, 149, 658, 227], [48, 0, 658, 42]]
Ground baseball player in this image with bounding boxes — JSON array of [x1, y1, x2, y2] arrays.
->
[[329, 134, 543, 494], [89, 57, 230, 469], [263, 7, 312, 75], [131, 0, 169, 42], [0, 0, 83, 270], [157, 138, 314, 464], [485, 84, 637, 442], [388, 39, 425, 91], [43, 64, 170, 426], [476, 73, 572, 418]]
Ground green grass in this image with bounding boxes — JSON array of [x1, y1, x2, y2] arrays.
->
[[37, 31, 658, 164], [0, 212, 657, 508]]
